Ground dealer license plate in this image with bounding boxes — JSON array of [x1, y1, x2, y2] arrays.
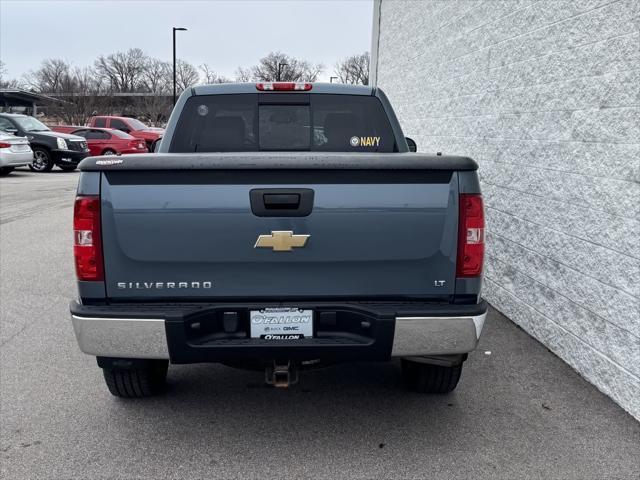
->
[[12, 144, 30, 152], [250, 308, 313, 339]]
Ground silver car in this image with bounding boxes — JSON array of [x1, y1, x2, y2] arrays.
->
[[0, 130, 33, 175]]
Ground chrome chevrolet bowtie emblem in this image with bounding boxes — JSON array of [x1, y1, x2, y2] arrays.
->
[[254, 231, 310, 252]]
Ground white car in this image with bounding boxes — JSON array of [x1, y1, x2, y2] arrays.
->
[[0, 130, 33, 175]]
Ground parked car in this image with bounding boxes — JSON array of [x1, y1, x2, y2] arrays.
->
[[0, 130, 33, 175], [0, 113, 89, 172], [87, 116, 164, 151], [51, 126, 148, 156], [70, 82, 486, 398]]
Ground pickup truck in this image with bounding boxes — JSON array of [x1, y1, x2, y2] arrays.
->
[[70, 82, 487, 398]]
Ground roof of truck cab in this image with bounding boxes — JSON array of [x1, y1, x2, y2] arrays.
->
[[192, 82, 374, 96]]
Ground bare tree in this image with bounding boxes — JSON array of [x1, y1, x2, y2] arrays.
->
[[95, 48, 148, 92], [56, 67, 108, 124], [136, 58, 171, 125], [26, 64, 108, 124], [23, 59, 72, 92], [334, 52, 370, 85], [235, 66, 252, 83], [0, 60, 20, 88], [199, 64, 232, 84], [140, 58, 171, 93], [4, 48, 338, 124], [241, 52, 323, 82], [174, 60, 199, 92]]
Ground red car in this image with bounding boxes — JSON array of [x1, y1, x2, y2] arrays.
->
[[51, 126, 148, 156], [87, 116, 164, 150]]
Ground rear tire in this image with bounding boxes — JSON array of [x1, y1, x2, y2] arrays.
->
[[101, 149, 116, 156], [0, 167, 14, 175], [102, 360, 168, 398], [401, 359, 463, 393], [30, 147, 54, 172]]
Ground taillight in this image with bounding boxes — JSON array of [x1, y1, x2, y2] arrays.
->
[[256, 82, 312, 91], [456, 194, 485, 277], [0, 142, 11, 148], [74, 196, 104, 281]]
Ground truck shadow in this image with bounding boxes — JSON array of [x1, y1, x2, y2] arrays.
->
[[105, 361, 473, 450]]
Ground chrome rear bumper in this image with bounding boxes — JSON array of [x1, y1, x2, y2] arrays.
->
[[71, 303, 487, 361], [71, 315, 169, 359], [390, 313, 486, 357]]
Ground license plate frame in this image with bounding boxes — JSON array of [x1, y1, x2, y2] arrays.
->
[[250, 307, 313, 339]]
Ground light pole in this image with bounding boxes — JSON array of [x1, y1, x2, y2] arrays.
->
[[172, 27, 187, 105], [276, 62, 287, 81]]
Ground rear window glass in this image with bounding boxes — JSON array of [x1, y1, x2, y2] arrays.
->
[[110, 129, 131, 139], [169, 94, 396, 152], [72, 129, 88, 138], [93, 118, 106, 127], [110, 119, 129, 130]]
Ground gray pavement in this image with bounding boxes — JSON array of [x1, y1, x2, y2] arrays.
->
[[1, 168, 639, 480]]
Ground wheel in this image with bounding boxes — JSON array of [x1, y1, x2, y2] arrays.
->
[[58, 165, 77, 172], [102, 360, 168, 398], [30, 148, 54, 172], [101, 149, 116, 156], [0, 167, 14, 175], [401, 359, 463, 393]]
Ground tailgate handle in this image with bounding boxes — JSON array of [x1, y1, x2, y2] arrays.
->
[[263, 193, 300, 209], [250, 189, 314, 217]]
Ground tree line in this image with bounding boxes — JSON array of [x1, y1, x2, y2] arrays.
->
[[0, 50, 369, 125]]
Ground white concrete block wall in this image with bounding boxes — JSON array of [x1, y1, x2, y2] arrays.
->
[[373, 0, 640, 419]]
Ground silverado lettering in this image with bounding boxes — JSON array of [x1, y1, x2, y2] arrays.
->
[[116, 281, 213, 289]]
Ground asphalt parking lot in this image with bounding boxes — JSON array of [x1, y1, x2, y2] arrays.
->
[[1, 168, 639, 479]]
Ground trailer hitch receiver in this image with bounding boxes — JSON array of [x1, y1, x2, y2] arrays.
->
[[265, 361, 298, 388]]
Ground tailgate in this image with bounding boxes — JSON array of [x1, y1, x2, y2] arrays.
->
[[101, 169, 459, 300]]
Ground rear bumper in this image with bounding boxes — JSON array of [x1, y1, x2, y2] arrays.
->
[[70, 300, 487, 363], [0, 150, 33, 167]]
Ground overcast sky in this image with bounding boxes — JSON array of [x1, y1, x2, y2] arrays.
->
[[0, 0, 373, 82]]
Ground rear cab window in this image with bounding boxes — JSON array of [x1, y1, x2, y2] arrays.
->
[[93, 118, 106, 128], [169, 94, 396, 153], [109, 119, 130, 131]]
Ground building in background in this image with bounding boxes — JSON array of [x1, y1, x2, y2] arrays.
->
[[371, 0, 639, 419], [0, 89, 67, 116]]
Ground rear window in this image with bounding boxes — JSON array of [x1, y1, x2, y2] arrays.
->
[[110, 119, 129, 131], [93, 118, 106, 128], [169, 94, 396, 153], [110, 129, 131, 139]]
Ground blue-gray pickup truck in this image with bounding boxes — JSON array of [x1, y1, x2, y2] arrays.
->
[[70, 82, 487, 398]]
